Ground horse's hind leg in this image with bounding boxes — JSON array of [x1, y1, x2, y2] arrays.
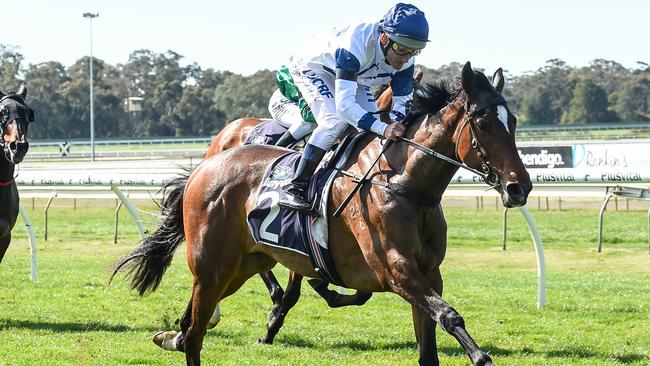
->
[[183, 275, 225, 366], [153, 297, 193, 351], [260, 271, 285, 311], [182, 255, 275, 365], [307, 279, 372, 308], [259, 271, 303, 344], [206, 273, 269, 331]]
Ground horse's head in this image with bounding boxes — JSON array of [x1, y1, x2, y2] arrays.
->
[[453, 62, 531, 207], [1, 85, 34, 165]]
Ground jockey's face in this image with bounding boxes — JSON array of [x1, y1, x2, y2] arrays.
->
[[386, 45, 413, 69], [381, 33, 421, 69]]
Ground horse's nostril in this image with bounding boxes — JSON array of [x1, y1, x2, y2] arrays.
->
[[16, 141, 29, 151], [506, 182, 523, 198], [9, 141, 17, 151]]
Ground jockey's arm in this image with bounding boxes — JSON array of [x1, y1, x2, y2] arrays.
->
[[390, 64, 415, 122], [333, 49, 389, 137]]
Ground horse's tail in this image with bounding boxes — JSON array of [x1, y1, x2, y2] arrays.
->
[[109, 167, 192, 296]]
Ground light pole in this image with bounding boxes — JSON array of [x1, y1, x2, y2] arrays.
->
[[83, 12, 98, 162]]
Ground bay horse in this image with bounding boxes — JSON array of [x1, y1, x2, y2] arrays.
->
[[113, 62, 531, 365], [167, 67, 426, 343], [0, 85, 34, 263]]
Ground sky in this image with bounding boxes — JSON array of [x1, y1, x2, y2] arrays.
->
[[4, 0, 649, 78]]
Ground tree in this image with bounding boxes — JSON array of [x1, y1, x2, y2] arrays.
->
[[0, 44, 24, 91], [562, 79, 614, 123], [422, 62, 464, 84], [169, 85, 225, 136], [520, 86, 556, 125], [578, 59, 629, 95], [214, 70, 276, 124], [60, 57, 127, 139], [120, 50, 189, 136], [613, 75, 650, 121], [23, 62, 71, 139]]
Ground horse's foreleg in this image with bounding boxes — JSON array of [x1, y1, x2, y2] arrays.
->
[[0, 219, 12, 263], [389, 262, 493, 366], [411, 267, 443, 366], [0, 234, 10, 263], [307, 279, 372, 308], [259, 271, 303, 344]]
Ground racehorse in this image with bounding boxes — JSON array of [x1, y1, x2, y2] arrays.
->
[[112, 62, 531, 366], [0, 85, 34, 263], [175, 67, 426, 343]]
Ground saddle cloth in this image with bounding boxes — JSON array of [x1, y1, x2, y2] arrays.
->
[[246, 132, 369, 286], [243, 119, 288, 146]]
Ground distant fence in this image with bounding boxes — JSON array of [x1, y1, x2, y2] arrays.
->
[[27, 122, 650, 147]]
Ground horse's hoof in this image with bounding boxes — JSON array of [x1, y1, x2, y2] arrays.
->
[[256, 338, 272, 345], [152, 330, 180, 351]]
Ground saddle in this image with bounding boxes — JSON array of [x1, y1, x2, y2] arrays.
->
[[246, 131, 368, 286]]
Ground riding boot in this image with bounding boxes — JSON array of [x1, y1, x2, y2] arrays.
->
[[274, 131, 297, 148], [278, 144, 326, 215]]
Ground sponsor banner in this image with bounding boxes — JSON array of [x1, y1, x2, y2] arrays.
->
[[16, 173, 172, 187], [451, 168, 650, 185], [518, 146, 572, 169], [573, 143, 650, 169]]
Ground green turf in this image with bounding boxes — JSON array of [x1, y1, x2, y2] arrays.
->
[[1, 204, 649, 365]]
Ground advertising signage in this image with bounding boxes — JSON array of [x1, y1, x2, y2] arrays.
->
[[518, 142, 650, 170], [518, 146, 572, 169]]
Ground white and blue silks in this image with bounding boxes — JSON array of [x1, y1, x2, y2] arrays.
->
[[288, 21, 415, 150]]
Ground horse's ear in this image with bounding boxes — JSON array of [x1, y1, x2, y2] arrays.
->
[[414, 66, 425, 85], [461, 61, 473, 94], [492, 68, 505, 93], [17, 84, 27, 99]]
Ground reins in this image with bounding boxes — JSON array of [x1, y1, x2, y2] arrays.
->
[[333, 102, 503, 216]]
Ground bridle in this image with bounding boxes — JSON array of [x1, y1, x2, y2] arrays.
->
[[0, 94, 34, 158], [453, 102, 509, 187], [398, 93, 509, 189]]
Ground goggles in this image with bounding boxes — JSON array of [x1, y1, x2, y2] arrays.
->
[[390, 41, 421, 57]]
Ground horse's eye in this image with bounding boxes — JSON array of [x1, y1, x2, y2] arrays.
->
[[476, 118, 489, 131]]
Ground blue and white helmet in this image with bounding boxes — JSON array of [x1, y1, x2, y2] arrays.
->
[[380, 3, 429, 49]]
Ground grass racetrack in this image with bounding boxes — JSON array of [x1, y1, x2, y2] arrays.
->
[[1, 202, 649, 365]]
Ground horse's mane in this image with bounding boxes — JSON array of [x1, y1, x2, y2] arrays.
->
[[406, 70, 494, 124], [405, 81, 451, 124]]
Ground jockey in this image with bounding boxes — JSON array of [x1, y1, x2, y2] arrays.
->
[[268, 89, 316, 147], [278, 3, 429, 214], [268, 66, 318, 147]]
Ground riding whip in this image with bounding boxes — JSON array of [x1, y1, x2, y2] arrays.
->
[[333, 137, 395, 217]]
